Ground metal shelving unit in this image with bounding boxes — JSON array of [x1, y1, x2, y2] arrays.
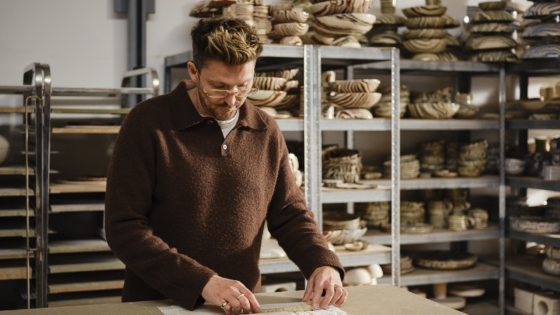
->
[[363, 176, 499, 190], [362, 226, 500, 245]]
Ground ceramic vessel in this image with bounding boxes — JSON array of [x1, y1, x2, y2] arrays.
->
[[479, 1, 508, 11], [189, 1, 219, 18], [279, 36, 302, 46], [472, 10, 514, 23], [336, 109, 374, 119], [258, 106, 277, 117], [0, 135, 8, 165], [313, 13, 376, 37], [465, 36, 517, 51], [403, 38, 447, 53], [256, 69, 299, 80], [253, 77, 287, 91], [248, 90, 287, 106], [525, 2, 560, 19], [328, 92, 382, 109], [442, 14, 460, 28], [404, 17, 446, 29], [412, 52, 458, 61], [323, 212, 361, 229], [509, 215, 560, 233], [272, 23, 309, 37], [283, 80, 299, 92], [274, 95, 299, 110], [374, 14, 406, 26], [273, 10, 309, 23], [521, 43, 560, 59], [546, 246, 560, 260], [414, 251, 478, 270], [331, 36, 362, 48], [402, 6, 447, 18], [505, 158, 526, 176], [470, 22, 514, 34], [445, 34, 460, 47], [408, 102, 460, 119], [329, 79, 381, 93], [469, 50, 518, 62], [268, 4, 292, 13], [543, 257, 560, 276], [403, 29, 447, 39], [309, 0, 374, 17], [522, 23, 560, 39]]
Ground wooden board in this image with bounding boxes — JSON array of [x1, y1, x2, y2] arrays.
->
[[51, 108, 130, 114], [50, 183, 106, 194], [0, 226, 36, 237], [0, 239, 33, 259], [0, 166, 35, 175], [0, 186, 34, 197], [0, 208, 35, 217], [49, 271, 124, 294], [50, 203, 105, 213], [49, 254, 125, 274], [48, 294, 122, 308], [258, 244, 391, 263], [0, 107, 33, 113], [0, 260, 31, 280], [52, 126, 121, 134], [49, 239, 110, 254]]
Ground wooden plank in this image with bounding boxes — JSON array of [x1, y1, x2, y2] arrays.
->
[[50, 183, 106, 194], [49, 271, 124, 294], [0, 166, 35, 175], [0, 239, 33, 259], [0, 227, 36, 237], [52, 126, 121, 134], [50, 201, 105, 213], [51, 108, 130, 114], [0, 107, 33, 113], [0, 260, 31, 280], [0, 208, 35, 217], [0, 186, 34, 196], [48, 295, 122, 308], [49, 254, 125, 274], [49, 239, 111, 254]]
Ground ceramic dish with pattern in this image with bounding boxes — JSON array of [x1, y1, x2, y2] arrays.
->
[[403, 38, 447, 53], [403, 29, 447, 39], [442, 14, 460, 28], [256, 69, 299, 80], [268, 4, 293, 13], [402, 5, 447, 18], [465, 36, 517, 51], [328, 92, 382, 109], [412, 52, 458, 61], [272, 23, 309, 37], [313, 13, 376, 37], [329, 79, 381, 93], [521, 43, 560, 59], [508, 215, 560, 233], [283, 80, 299, 92], [323, 212, 361, 229], [272, 10, 309, 23], [413, 251, 478, 270], [470, 22, 514, 33], [408, 103, 460, 119], [374, 13, 406, 26], [445, 34, 461, 47], [248, 90, 287, 107], [336, 109, 374, 119], [522, 23, 560, 39], [274, 95, 299, 110], [472, 10, 514, 23], [404, 17, 446, 29], [543, 257, 560, 276], [369, 32, 403, 46], [331, 36, 362, 48], [479, 1, 508, 11], [253, 77, 287, 91], [469, 50, 518, 62], [309, 0, 373, 17], [525, 2, 560, 19], [301, 32, 335, 46]]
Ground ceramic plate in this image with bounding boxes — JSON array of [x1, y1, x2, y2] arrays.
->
[[402, 5, 447, 18], [374, 13, 406, 26], [523, 23, 560, 39], [465, 36, 517, 51], [525, 2, 560, 19], [313, 13, 376, 37], [479, 1, 507, 11], [472, 10, 514, 22], [521, 43, 560, 59]]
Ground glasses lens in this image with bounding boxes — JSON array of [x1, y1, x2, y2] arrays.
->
[[244, 88, 258, 97], [206, 90, 229, 98]]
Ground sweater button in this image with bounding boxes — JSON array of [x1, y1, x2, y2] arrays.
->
[[207, 120, 213, 125], [223, 144, 228, 150]]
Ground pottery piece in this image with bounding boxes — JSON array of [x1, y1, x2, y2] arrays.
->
[[434, 170, 457, 178], [253, 5, 268, 19], [189, 1, 219, 18], [425, 0, 441, 5], [505, 158, 526, 176], [323, 148, 362, 183], [344, 241, 368, 251], [445, 34, 460, 47], [268, 4, 292, 13], [272, 23, 309, 37], [369, 31, 403, 46], [468, 208, 488, 229], [253, 77, 287, 91], [441, 14, 460, 28], [455, 103, 479, 119], [469, 50, 519, 62], [260, 238, 287, 259], [325, 228, 368, 245], [402, 6, 447, 18], [248, 90, 287, 106], [274, 95, 299, 110], [283, 80, 299, 92], [273, 10, 309, 24], [547, 247, 560, 260], [279, 36, 303, 46], [313, 13, 376, 37], [343, 268, 372, 286], [403, 38, 446, 53], [521, 43, 560, 59], [323, 212, 360, 230], [465, 36, 517, 51], [523, 23, 560, 39], [403, 29, 447, 39], [401, 223, 434, 234], [374, 14, 406, 26], [258, 107, 277, 117], [449, 284, 485, 298], [309, 0, 374, 17], [408, 102, 460, 119], [256, 68, 299, 80], [414, 251, 478, 270], [543, 257, 560, 276], [470, 22, 514, 34], [331, 36, 362, 48], [0, 135, 8, 165], [404, 17, 446, 29], [472, 10, 514, 23], [328, 92, 382, 109], [300, 31, 335, 46], [479, 1, 507, 11], [525, 2, 560, 19], [336, 109, 374, 119], [329, 79, 380, 93], [509, 215, 560, 233], [412, 52, 458, 61]]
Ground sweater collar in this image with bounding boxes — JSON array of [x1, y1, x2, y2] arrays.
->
[[169, 80, 268, 131]]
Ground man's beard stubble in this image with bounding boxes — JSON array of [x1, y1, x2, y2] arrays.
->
[[197, 85, 241, 121]]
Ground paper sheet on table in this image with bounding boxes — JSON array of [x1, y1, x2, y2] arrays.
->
[[157, 304, 291, 315]]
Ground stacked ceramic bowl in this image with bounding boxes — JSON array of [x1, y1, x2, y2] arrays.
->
[[521, 1, 560, 60], [445, 142, 460, 172], [544, 246, 560, 276], [401, 201, 426, 224], [368, 0, 406, 48], [446, 188, 470, 213], [307, 0, 375, 48], [383, 154, 420, 179], [458, 140, 488, 178], [252, 68, 300, 118], [409, 87, 460, 119], [323, 212, 367, 245], [428, 200, 453, 228], [253, 5, 271, 43], [327, 79, 382, 119], [466, 1, 518, 62], [454, 93, 480, 119], [373, 85, 410, 118], [268, 5, 309, 46], [381, 252, 415, 275], [419, 140, 446, 174], [504, 158, 526, 176], [402, 0, 459, 61], [323, 148, 363, 184], [468, 208, 489, 229], [356, 202, 390, 229]]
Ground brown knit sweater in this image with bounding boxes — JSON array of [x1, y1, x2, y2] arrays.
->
[[105, 80, 344, 311]]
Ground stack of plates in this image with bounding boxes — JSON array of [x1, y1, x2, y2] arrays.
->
[[448, 215, 471, 231], [383, 154, 420, 179], [373, 85, 410, 118], [381, 252, 415, 275], [355, 202, 390, 228], [419, 140, 445, 174], [401, 201, 426, 224], [543, 165, 560, 181]]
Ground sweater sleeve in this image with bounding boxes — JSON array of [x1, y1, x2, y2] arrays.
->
[[265, 127, 345, 281], [105, 103, 217, 311]]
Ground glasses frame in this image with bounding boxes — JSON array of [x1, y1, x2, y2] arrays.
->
[[197, 72, 258, 99]]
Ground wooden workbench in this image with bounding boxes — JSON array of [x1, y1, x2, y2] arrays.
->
[[0, 285, 465, 315]]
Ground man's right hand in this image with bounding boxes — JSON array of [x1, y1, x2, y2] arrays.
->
[[201, 275, 261, 314]]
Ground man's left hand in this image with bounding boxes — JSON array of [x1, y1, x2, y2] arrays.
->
[[302, 266, 347, 309]]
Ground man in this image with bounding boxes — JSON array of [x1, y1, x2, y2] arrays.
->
[[105, 18, 346, 315]]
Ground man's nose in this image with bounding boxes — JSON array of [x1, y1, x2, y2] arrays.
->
[[224, 93, 237, 107]]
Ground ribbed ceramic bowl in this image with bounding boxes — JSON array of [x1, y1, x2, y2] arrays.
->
[[478, 1, 508, 10], [283, 80, 299, 91], [253, 77, 287, 91], [403, 29, 447, 39], [521, 43, 560, 59], [525, 2, 560, 19], [273, 22, 309, 37], [272, 10, 309, 23], [329, 79, 381, 93], [248, 90, 287, 107], [274, 94, 299, 110], [309, 0, 373, 17], [523, 23, 560, 39], [404, 17, 446, 29], [470, 22, 514, 34], [402, 5, 447, 18], [256, 68, 299, 80], [408, 102, 460, 119], [314, 13, 376, 37], [336, 109, 374, 119], [472, 10, 514, 23], [465, 36, 517, 51], [403, 38, 447, 54], [328, 92, 382, 109]]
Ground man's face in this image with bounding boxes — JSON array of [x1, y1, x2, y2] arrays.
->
[[193, 59, 256, 121]]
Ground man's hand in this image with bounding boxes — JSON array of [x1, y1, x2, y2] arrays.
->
[[201, 275, 261, 314], [302, 266, 347, 309]]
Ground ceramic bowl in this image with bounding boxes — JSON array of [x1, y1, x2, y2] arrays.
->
[[521, 43, 560, 59], [273, 10, 309, 23], [374, 13, 406, 26], [509, 215, 560, 233], [283, 80, 299, 92], [404, 17, 445, 29], [455, 104, 480, 119], [403, 29, 447, 39], [523, 23, 560, 39], [253, 77, 287, 91], [470, 22, 514, 34], [543, 257, 560, 276], [472, 10, 514, 23], [331, 36, 362, 48], [256, 69, 299, 80], [413, 251, 478, 270], [445, 34, 460, 47], [323, 211, 361, 229], [258, 106, 277, 117], [412, 52, 458, 62], [309, 0, 373, 17], [505, 158, 526, 176], [369, 32, 403, 47], [479, 1, 508, 10], [274, 95, 299, 110], [469, 50, 519, 62], [403, 38, 447, 53], [313, 13, 376, 37], [331, 228, 368, 245], [547, 247, 560, 260], [272, 23, 309, 37], [328, 92, 382, 109], [279, 36, 303, 46], [301, 31, 335, 46], [268, 4, 293, 13], [465, 36, 517, 51], [442, 14, 460, 28], [525, 2, 560, 19], [248, 90, 287, 106], [402, 6, 447, 18], [329, 79, 381, 93], [336, 109, 374, 119], [408, 102, 460, 119]]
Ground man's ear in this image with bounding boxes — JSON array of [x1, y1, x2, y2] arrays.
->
[[187, 61, 199, 83]]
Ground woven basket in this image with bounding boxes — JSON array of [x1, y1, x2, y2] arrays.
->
[[323, 149, 362, 184]]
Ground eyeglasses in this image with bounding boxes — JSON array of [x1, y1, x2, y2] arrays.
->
[[198, 73, 258, 99]]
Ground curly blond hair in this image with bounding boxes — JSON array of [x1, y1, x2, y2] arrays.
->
[[191, 18, 263, 71]]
